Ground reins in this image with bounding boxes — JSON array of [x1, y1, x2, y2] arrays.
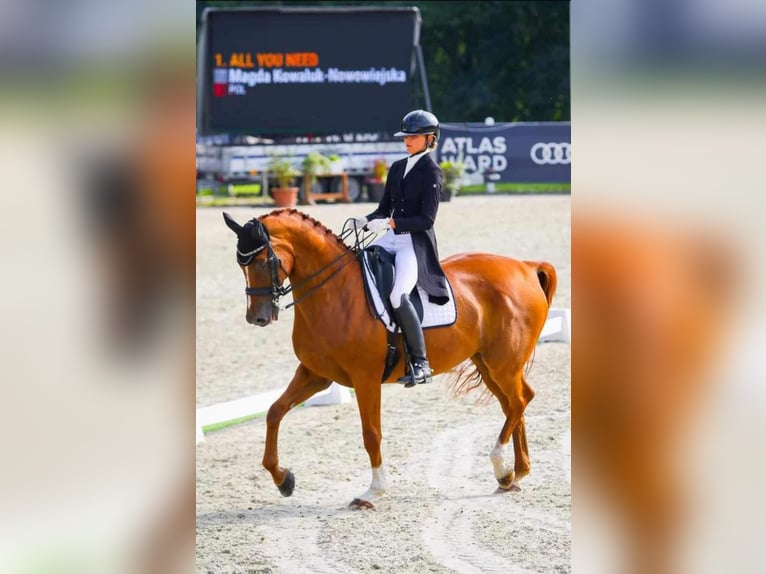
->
[[281, 248, 352, 310], [246, 219, 375, 312]]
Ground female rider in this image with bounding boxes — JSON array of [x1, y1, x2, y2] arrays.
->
[[353, 110, 450, 387]]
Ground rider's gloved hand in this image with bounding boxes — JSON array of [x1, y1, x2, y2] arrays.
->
[[351, 216, 367, 228], [365, 218, 391, 233]]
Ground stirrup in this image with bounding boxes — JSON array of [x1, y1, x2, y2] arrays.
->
[[397, 360, 433, 388]]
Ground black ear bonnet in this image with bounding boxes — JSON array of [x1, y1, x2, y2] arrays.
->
[[222, 212, 270, 266], [236, 219, 270, 265]]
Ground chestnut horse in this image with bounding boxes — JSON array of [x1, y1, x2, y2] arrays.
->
[[223, 209, 556, 509]]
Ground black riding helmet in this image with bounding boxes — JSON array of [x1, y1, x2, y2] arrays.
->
[[394, 109, 440, 142]]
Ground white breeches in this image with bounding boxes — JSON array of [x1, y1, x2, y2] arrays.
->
[[371, 230, 418, 309]]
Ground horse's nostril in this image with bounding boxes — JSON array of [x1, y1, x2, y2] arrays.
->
[[246, 314, 269, 326]]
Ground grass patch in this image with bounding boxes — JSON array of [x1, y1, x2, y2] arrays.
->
[[202, 413, 265, 433], [201, 401, 311, 433], [459, 182, 570, 194], [195, 182, 262, 197], [196, 182, 274, 207], [230, 183, 262, 196], [197, 196, 275, 207]]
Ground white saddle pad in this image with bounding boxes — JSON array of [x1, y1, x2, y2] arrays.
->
[[362, 264, 457, 333]]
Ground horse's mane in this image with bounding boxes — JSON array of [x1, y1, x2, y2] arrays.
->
[[258, 209, 350, 252]]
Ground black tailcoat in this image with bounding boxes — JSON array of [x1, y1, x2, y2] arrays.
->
[[366, 153, 450, 304]]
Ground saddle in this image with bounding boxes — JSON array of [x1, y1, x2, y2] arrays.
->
[[358, 245, 457, 382], [358, 245, 424, 327]]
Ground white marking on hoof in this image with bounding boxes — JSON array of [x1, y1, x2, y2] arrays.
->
[[490, 440, 514, 483], [354, 466, 388, 507]]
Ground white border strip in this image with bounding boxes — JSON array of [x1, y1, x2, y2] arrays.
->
[[540, 307, 571, 344], [196, 383, 353, 443], [197, 386, 287, 430]]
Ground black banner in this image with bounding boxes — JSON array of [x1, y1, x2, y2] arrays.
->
[[437, 122, 571, 183], [198, 8, 419, 136]]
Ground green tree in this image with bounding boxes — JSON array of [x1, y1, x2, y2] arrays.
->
[[418, 1, 569, 121]]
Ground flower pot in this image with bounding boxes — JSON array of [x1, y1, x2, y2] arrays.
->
[[272, 187, 299, 208]]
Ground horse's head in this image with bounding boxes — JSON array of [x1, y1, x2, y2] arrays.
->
[[223, 212, 290, 326]]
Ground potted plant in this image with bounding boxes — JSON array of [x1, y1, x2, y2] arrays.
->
[[300, 152, 332, 204], [268, 155, 300, 208], [439, 160, 465, 202], [367, 158, 388, 202], [302, 152, 332, 182], [327, 154, 343, 174]]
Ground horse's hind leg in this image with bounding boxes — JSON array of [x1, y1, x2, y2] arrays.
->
[[504, 374, 535, 483], [262, 364, 331, 497], [512, 395, 532, 481], [472, 355, 534, 490]]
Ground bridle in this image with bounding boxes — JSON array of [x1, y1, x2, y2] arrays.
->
[[239, 219, 369, 313], [240, 240, 292, 314]]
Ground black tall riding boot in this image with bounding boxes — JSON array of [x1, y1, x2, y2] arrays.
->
[[393, 294, 433, 388]]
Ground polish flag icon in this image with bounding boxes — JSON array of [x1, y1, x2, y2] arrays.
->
[[213, 68, 228, 97]]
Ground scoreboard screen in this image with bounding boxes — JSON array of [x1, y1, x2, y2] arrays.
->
[[197, 8, 420, 136]]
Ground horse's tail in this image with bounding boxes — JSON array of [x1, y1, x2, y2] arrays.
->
[[535, 261, 557, 308], [448, 360, 494, 406], [521, 261, 557, 380]]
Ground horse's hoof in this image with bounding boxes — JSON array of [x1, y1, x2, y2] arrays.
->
[[495, 484, 521, 493], [278, 470, 295, 497], [496, 472, 518, 492], [349, 498, 375, 510]]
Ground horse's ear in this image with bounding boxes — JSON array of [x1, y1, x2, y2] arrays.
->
[[251, 220, 270, 244], [223, 212, 242, 234]]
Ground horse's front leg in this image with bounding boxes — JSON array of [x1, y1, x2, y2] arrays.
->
[[349, 380, 388, 510], [262, 364, 331, 497]]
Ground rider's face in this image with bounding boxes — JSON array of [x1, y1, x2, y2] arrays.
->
[[403, 134, 428, 155]]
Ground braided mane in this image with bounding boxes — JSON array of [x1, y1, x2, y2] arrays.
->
[[259, 208, 350, 251]]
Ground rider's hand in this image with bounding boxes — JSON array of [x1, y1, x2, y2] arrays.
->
[[365, 218, 391, 233], [351, 216, 367, 228]]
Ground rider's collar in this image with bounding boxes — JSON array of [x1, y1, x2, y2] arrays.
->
[[408, 148, 430, 160]]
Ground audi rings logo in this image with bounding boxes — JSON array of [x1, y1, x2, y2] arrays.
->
[[530, 142, 571, 165]]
